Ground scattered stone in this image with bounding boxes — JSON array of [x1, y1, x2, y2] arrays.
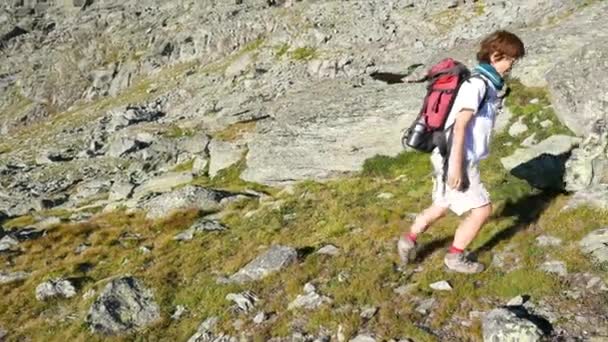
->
[[0, 271, 30, 284], [0, 327, 6, 340], [377, 192, 394, 200], [506, 295, 527, 307], [539, 260, 568, 277], [430, 280, 452, 291], [0, 235, 18, 252], [171, 305, 187, 320], [226, 291, 258, 313], [482, 308, 544, 342], [288, 287, 332, 310], [540, 120, 553, 128], [187, 317, 236, 342], [174, 219, 227, 241], [393, 284, 416, 296], [350, 335, 376, 342], [579, 228, 608, 265], [508, 117, 529, 137], [142, 185, 234, 220], [230, 245, 297, 283], [86, 276, 160, 335], [529, 98, 540, 104], [415, 298, 436, 315], [535, 235, 562, 247], [253, 311, 266, 324], [139, 246, 152, 254], [75, 243, 91, 254], [316, 244, 340, 256], [35, 278, 77, 301], [360, 306, 378, 319]]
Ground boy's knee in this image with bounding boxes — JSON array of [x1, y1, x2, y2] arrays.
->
[[472, 203, 492, 219]]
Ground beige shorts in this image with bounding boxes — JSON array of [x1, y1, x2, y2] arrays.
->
[[430, 151, 491, 216]]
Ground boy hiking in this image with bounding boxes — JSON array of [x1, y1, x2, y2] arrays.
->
[[398, 30, 525, 273]]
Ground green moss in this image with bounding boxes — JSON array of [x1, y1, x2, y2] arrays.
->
[[3, 215, 37, 229], [274, 43, 290, 59], [505, 78, 573, 141], [290, 47, 318, 61], [172, 159, 194, 172]]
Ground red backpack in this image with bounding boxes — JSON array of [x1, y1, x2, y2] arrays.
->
[[402, 58, 487, 156]]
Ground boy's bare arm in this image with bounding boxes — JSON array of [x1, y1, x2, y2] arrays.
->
[[448, 109, 475, 189]]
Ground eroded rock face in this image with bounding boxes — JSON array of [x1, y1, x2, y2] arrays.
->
[[86, 276, 160, 335], [579, 228, 608, 265]]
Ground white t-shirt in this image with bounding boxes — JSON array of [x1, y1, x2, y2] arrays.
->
[[443, 75, 500, 164]]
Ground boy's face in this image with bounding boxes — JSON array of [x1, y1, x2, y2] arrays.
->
[[490, 52, 518, 77]]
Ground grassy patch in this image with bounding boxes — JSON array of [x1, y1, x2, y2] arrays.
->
[[290, 47, 318, 61], [214, 121, 257, 142], [505, 78, 573, 142], [274, 43, 290, 59]]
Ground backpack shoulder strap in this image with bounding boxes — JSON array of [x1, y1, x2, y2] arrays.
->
[[467, 74, 490, 110]]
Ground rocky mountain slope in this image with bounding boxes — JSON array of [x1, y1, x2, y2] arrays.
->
[[1, 0, 608, 341]]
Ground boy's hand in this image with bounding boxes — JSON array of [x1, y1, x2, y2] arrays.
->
[[447, 167, 463, 190]]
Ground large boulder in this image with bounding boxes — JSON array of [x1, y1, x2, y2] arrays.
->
[[86, 276, 160, 335], [141, 185, 235, 220], [241, 80, 422, 185], [547, 38, 608, 137]]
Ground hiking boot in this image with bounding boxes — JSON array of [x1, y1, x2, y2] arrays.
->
[[397, 236, 417, 265], [444, 252, 484, 274]]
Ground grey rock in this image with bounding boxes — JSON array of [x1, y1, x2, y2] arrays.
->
[[535, 235, 562, 247], [187, 317, 237, 342], [253, 311, 266, 324], [579, 228, 608, 265], [539, 260, 568, 277], [230, 245, 297, 283], [547, 37, 608, 137], [0, 271, 30, 284], [376, 192, 394, 200], [316, 244, 340, 256], [171, 305, 187, 320], [482, 308, 543, 342], [208, 140, 245, 178], [360, 306, 378, 319], [35, 278, 77, 301], [430, 280, 452, 291], [350, 335, 376, 342], [564, 184, 608, 210], [540, 120, 553, 128], [109, 182, 135, 202], [508, 117, 529, 137], [288, 284, 332, 310], [0, 327, 6, 340], [415, 298, 436, 315], [86, 276, 160, 335], [0, 235, 18, 252], [506, 295, 527, 307], [132, 172, 194, 200], [494, 107, 513, 133], [500, 135, 581, 190], [226, 291, 258, 313], [142, 185, 234, 220], [174, 219, 227, 241]]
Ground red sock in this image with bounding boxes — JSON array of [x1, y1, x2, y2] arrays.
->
[[405, 232, 418, 243], [448, 245, 464, 254]]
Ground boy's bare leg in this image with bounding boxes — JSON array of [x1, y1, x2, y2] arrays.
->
[[398, 204, 448, 265], [444, 203, 492, 274], [410, 204, 449, 235], [452, 203, 492, 249]]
